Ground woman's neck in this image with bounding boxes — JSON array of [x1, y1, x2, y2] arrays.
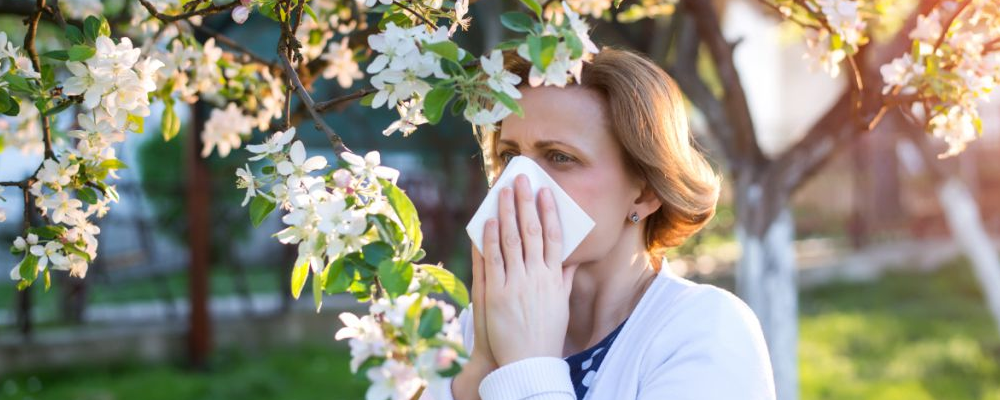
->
[[562, 225, 659, 357]]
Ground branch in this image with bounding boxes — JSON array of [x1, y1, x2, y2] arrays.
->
[[184, 20, 280, 71], [933, 0, 971, 52], [679, 0, 766, 168], [393, 1, 435, 27], [278, 51, 351, 156], [314, 88, 377, 113], [24, 0, 54, 160], [667, 14, 738, 165], [138, 0, 238, 23], [767, 0, 930, 198]]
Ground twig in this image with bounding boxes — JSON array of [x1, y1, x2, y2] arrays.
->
[[278, 51, 351, 156], [184, 20, 280, 70], [393, 1, 435, 28], [752, 0, 822, 29], [24, 0, 54, 160], [138, 0, 238, 23], [933, 0, 971, 52], [314, 88, 377, 113]]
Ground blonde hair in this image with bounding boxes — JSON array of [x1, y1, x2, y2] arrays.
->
[[474, 47, 722, 271]]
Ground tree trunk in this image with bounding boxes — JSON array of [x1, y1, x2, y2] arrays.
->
[[906, 131, 1000, 336], [735, 184, 798, 400], [935, 178, 1000, 333]]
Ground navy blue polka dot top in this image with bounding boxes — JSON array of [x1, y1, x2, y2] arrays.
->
[[563, 317, 629, 400]]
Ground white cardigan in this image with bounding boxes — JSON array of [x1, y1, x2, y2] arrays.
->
[[422, 261, 777, 400]]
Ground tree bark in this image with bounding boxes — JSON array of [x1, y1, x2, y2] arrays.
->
[[735, 185, 798, 400]]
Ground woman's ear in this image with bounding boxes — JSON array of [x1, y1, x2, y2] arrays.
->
[[633, 180, 662, 220]]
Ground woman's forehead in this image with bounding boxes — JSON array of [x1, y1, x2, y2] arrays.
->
[[498, 86, 609, 148]]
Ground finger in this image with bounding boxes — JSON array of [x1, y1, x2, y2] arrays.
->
[[471, 242, 485, 305], [483, 218, 506, 290], [498, 186, 525, 279], [514, 174, 544, 266], [538, 187, 563, 270]]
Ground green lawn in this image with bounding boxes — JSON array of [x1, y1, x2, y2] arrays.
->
[[0, 343, 367, 400], [3, 257, 1000, 399], [800, 257, 1000, 399]]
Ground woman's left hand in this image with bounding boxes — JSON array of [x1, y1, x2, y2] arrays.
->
[[482, 173, 580, 367]]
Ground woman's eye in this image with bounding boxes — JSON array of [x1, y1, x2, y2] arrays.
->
[[550, 152, 574, 164], [499, 151, 516, 164]]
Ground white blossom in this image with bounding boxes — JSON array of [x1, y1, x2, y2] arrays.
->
[[321, 37, 364, 88], [341, 151, 400, 185], [247, 127, 296, 161], [201, 103, 254, 158], [481, 49, 522, 99]]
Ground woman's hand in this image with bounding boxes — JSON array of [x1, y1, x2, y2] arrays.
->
[[483, 174, 580, 366], [448, 243, 500, 400]]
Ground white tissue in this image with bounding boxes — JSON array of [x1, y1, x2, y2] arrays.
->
[[466, 156, 595, 262]]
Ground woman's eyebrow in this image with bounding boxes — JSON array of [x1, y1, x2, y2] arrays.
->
[[536, 140, 584, 154]]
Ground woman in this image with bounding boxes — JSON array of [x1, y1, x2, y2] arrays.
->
[[442, 47, 775, 400]]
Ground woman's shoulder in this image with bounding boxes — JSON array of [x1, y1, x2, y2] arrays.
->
[[655, 273, 763, 333], [632, 272, 775, 396]]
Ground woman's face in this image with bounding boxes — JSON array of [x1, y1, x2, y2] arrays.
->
[[496, 85, 644, 265]]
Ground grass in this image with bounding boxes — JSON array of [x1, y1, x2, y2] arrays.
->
[[799, 257, 1000, 400], [3, 256, 1000, 399], [0, 342, 368, 400]]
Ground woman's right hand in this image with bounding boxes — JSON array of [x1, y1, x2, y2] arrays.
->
[[451, 243, 499, 399]]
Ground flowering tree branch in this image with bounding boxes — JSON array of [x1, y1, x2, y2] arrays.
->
[[278, 50, 351, 156], [137, 0, 239, 23]]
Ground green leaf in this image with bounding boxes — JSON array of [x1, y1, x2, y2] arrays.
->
[[519, 0, 543, 19], [98, 158, 128, 171], [161, 102, 181, 141], [362, 241, 394, 267], [83, 16, 102, 42], [43, 100, 74, 116], [127, 113, 144, 133], [249, 195, 276, 226], [378, 259, 413, 298], [501, 12, 535, 33], [450, 97, 467, 117], [290, 257, 310, 300], [0, 90, 13, 115], [527, 35, 558, 70], [28, 225, 66, 240], [492, 90, 524, 118], [417, 305, 444, 339], [360, 92, 375, 107], [423, 40, 460, 62], [18, 254, 39, 283], [313, 267, 325, 312], [65, 25, 84, 44], [420, 264, 469, 308], [565, 32, 584, 59], [381, 182, 422, 258], [303, 3, 319, 22], [4, 75, 33, 94], [68, 45, 96, 61], [423, 84, 456, 125], [43, 50, 69, 61], [63, 242, 92, 262], [324, 257, 353, 294], [368, 214, 405, 247], [77, 187, 98, 204], [404, 292, 425, 339], [494, 39, 523, 50]]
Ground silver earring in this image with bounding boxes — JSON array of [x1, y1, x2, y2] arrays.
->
[[630, 212, 640, 224]]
